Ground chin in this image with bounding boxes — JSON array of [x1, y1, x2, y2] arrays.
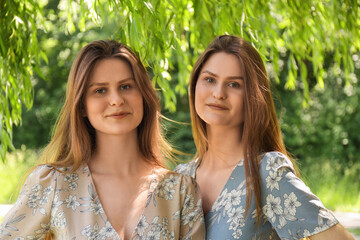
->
[[203, 119, 229, 126]]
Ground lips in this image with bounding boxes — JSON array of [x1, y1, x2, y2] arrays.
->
[[206, 103, 229, 110], [106, 112, 130, 119]]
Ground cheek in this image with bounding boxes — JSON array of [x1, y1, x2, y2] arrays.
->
[[138, 100, 144, 118], [133, 92, 144, 117], [85, 99, 101, 113], [235, 95, 245, 118], [84, 98, 92, 116], [194, 92, 202, 117], [194, 83, 204, 113]]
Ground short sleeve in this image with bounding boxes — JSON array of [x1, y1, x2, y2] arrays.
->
[[178, 175, 205, 240], [259, 152, 338, 239], [0, 165, 57, 239], [173, 160, 198, 178], [173, 163, 188, 174]]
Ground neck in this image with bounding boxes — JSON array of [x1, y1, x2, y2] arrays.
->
[[203, 125, 245, 169], [89, 130, 153, 176]]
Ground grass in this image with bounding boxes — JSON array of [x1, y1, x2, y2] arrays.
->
[[0, 147, 38, 204], [348, 228, 360, 236], [1, 149, 359, 213], [301, 160, 360, 213], [0, 151, 359, 238]]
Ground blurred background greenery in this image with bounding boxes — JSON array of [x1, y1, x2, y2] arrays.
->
[[1, 0, 359, 213]]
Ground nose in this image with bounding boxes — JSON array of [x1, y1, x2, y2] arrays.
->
[[212, 84, 227, 100], [109, 91, 124, 106]]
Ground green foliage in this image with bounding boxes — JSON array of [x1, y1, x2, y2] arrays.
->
[[301, 159, 360, 212], [0, 0, 47, 161], [77, 0, 360, 101], [163, 100, 196, 170], [2, 0, 360, 161], [0, 148, 38, 204], [12, 0, 117, 148], [348, 228, 360, 237], [1, 1, 360, 212], [271, 53, 360, 212], [277, 59, 360, 172]]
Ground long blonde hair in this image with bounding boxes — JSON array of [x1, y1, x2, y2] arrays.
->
[[39, 40, 171, 171], [189, 35, 298, 223]]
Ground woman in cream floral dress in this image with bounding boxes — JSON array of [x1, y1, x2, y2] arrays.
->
[[0, 40, 205, 240], [175, 35, 353, 240]]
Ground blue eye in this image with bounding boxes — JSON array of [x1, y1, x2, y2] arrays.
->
[[228, 82, 241, 88], [95, 88, 106, 94], [205, 77, 215, 83], [120, 84, 131, 90]]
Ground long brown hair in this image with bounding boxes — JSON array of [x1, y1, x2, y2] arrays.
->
[[39, 40, 171, 171], [189, 35, 298, 223]]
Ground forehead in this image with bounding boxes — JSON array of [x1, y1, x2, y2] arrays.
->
[[201, 52, 243, 76], [89, 58, 134, 83]]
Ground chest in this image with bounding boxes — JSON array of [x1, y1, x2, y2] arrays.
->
[[48, 167, 193, 240], [91, 174, 150, 239], [198, 170, 278, 240], [197, 165, 244, 215], [196, 173, 226, 215]]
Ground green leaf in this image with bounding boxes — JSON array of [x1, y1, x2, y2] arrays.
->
[[285, 70, 296, 90], [33, 64, 45, 79], [143, 1, 155, 15], [201, 1, 212, 23], [40, 50, 48, 64], [2, 0, 360, 162], [300, 60, 309, 102]]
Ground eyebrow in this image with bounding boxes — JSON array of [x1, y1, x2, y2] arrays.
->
[[88, 77, 135, 88], [200, 70, 243, 80]]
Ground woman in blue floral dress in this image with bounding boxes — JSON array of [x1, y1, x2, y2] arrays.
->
[[0, 40, 205, 240], [175, 35, 353, 240]]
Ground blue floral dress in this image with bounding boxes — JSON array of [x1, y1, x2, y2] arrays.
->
[[174, 151, 338, 240], [0, 164, 205, 240]]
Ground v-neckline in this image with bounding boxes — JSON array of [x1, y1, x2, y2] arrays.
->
[[193, 158, 244, 218], [84, 164, 159, 240]]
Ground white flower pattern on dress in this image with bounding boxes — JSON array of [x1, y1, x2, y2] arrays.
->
[[0, 165, 205, 240], [174, 152, 339, 240], [283, 192, 301, 216], [182, 194, 195, 215], [65, 195, 80, 211], [135, 215, 149, 236], [25, 183, 54, 216], [64, 173, 79, 191], [81, 223, 100, 239], [98, 221, 117, 239], [51, 211, 67, 229], [266, 170, 281, 191]]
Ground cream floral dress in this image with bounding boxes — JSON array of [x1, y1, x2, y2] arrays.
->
[[0, 164, 205, 240], [175, 151, 338, 240]]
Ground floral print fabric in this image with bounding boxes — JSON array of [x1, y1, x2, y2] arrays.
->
[[0, 164, 205, 240], [174, 151, 338, 240]]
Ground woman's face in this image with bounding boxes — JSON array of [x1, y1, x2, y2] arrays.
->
[[84, 58, 144, 137], [195, 52, 245, 129]]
